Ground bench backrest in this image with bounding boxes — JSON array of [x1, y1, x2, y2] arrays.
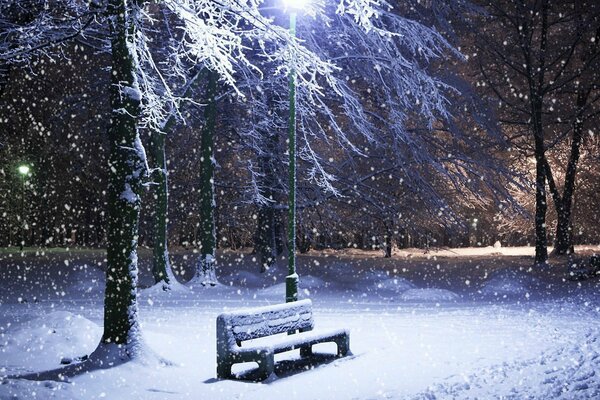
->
[[217, 299, 314, 344]]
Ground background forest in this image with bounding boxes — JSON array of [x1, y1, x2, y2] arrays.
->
[[1, 0, 599, 259]]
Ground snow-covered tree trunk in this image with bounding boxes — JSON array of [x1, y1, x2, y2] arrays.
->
[[150, 128, 176, 289], [195, 69, 218, 286], [146, 65, 204, 290], [100, 0, 145, 351]]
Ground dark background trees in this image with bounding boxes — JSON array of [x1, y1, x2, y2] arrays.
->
[[462, 0, 600, 263], [1, 0, 598, 267]]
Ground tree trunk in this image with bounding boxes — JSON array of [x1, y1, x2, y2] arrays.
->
[[150, 129, 175, 289], [384, 233, 392, 258], [554, 209, 573, 254], [150, 87, 200, 287], [195, 69, 218, 285], [552, 84, 587, 255], [298, 227, 311, 254], [100, 0, 145, 351], [531, 2, 549, 266], [533, 103, 548, 265], [150, 67, 203, 285], [254, 127, 282, 272], [256, 205, 277, 272]]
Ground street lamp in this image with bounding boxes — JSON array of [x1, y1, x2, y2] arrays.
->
[[17, 164, 30, 251], [471, 217, 479, 247], [283, 0, 309, 303], [18, 165, 30, 176]]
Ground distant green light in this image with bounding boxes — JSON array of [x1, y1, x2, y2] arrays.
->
[[18, 165, 30, 175]]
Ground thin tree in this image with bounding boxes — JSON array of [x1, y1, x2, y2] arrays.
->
[[544, 4, 600, 255], [149, 67, 204, 290], [194, 69, 218, 285], [467, 0, 600, 263]]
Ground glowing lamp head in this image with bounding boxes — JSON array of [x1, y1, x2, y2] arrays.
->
[[283, 0, 310, 11], [18, 165, 30, 176]]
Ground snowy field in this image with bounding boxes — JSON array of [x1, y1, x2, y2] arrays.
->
[[1, 246, 600, 399]]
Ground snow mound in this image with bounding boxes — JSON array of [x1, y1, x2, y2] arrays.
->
[[258, 275, 328, 297], [258, 282, 286, 296], [1, 311, 101, 372], [413, 330, 600, 400], [400, 288, 460, 302], [301, 275, 328, 289], [140, 275, 189, 295], [68, 265, 105, 296], [322, 263, 360, 284], [480, 269, 539, 298], [372, 277, 416, 294], [223, 270, 265, 287], [363, 270, 392, 282]]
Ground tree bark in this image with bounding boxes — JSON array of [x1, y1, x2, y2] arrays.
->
[[195, 69, 218, 285], [384, 233, 392, 258], [254, 128, 283, 272], [532, 101, 548, 265], [150, 128, 173, 288], [149, 68, 204, 288], [101, 0, 145, 348], [256, 205, 277, 272], [529, 1, 549, 266]]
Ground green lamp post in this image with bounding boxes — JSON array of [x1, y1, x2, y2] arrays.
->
[[283, 0, 309, 303], [17, 164, 30, 251]]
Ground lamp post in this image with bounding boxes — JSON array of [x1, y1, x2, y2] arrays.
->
[[17, 164, 30, 251], [283, 0, 308, 303], [472, 218, 479, 246]]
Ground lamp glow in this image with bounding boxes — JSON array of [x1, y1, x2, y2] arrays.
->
[[18, 165, 30, 175], [283, 0, 310, 11]]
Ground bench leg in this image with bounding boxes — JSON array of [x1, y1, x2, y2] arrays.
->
[[217, 360, 232, 379], [300, 345, 313, 358], [256, 351, 274, 381], [335, 334, 350, 357]]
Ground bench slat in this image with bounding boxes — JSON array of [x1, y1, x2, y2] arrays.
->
[[237, 328, 349, 355], [219, 299, 314, 342]]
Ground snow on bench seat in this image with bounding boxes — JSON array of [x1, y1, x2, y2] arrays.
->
[[216, 299, 350, 380]]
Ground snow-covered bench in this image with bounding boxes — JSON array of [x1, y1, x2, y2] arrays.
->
[[216, 299, 350, 380]]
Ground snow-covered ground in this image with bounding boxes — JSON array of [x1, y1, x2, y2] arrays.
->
[[1, 246, 599, 399]]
